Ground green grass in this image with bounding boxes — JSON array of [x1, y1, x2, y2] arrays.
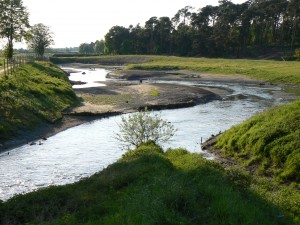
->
[[79, 93, 135, 105], [0, 61, 79, 142], [0, 141, 297, 225], [129, 56, 300, 84], [150, 89, 160, 97], [215, 99, 300, 183], [50, 55, 151, 65], [51, 55, 300, 85]]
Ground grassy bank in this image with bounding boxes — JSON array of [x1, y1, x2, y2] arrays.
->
[[215, 99, 300, 183], [50, 55, 151, 65], [214, 99, 300, 223], [50, 55, 300, 85], [0, 61, 78, 143], [0, 142, 297, 224], [129, 56, 300, 84]]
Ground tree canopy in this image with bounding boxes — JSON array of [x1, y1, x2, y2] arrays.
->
[[103, 0, 300, 57], [26, 23, 54, 57], [78, 40, 105, 54], [0, 0, 29, 59], [115, 110, 176, 148]]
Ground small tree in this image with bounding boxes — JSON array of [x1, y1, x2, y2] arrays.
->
[[115, 110, 176, 148], [26, 23, 54, 57]]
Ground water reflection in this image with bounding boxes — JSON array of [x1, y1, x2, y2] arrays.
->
[[62, 67, 109, 88]]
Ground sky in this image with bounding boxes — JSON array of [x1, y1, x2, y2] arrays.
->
[[12, 0, 245, 49]]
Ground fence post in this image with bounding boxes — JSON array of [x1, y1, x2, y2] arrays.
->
[[6, 59, 8, 75], [3, 59, 5, 76]]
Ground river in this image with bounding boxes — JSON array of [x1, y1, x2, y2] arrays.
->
[[0, 66, 285, 201]]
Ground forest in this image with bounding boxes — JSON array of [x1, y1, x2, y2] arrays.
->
[[80, 0, 300, 58]]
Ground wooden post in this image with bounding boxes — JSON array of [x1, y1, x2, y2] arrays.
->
[[7, 59, 9, 75], [3, 59, 6, 76]]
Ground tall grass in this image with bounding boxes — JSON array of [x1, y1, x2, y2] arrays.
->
[[0, 61, 78, 142], [0, 142, 297, 224]]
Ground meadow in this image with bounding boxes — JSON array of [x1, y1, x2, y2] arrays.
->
[[50, 55, 300, 84]]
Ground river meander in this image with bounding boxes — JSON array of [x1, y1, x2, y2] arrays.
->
[[0, 66, 287, 201]]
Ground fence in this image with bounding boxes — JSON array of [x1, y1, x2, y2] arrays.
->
[[2, 55, 49, 76]]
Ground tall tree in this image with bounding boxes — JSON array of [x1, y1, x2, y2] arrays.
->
[[128, 24, 147, 54], [102, 0, 300, 57], [172, 6, 194, 55], [94, 40, 105, 54], [288, 0, 300, 49], [191, 5, 218, 55], [158, 17, 173, 54], [172, 6, 194, 27], [79, 42, 94, 54], [104, 26, 130, 54], [145, 17, 160, 54], [0, 0, 29, 59], [26, 23, 54, 57]]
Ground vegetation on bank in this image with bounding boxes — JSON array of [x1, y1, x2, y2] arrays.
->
[[129, 56, 300, 84], [212, 99, 300, 223], [215, 99, 300, 183], [50, 55, 151, 65], [0, 141, 297, 225], [0, 61, 78, 142], [50, 55, 300, 85]]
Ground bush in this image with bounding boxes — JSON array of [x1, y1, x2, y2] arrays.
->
[[122, 141, 164, 158], [165, 148, 189, 158], [115, 109, 176, 148], [294, 48, 300, 61]]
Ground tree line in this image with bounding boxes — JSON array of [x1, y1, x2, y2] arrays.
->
[[78, 40, 105, 55], [101, 0, 300, 58]]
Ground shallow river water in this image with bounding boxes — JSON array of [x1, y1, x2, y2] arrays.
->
[[0, 67, 285, 201]]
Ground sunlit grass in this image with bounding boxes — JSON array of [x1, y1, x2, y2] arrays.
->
[[0, 61, 78, 142], [51, 55, 300, 84], [80, 93, 135, 105], [215, 99, 300, 183], [150, 89, 160, 97], [129, 56, 300, 84]]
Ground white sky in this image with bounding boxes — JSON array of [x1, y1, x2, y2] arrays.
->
[[13, 0, 245, 49]]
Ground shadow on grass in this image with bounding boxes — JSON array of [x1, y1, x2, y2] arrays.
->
[[0, 146, 294, 225], [31, 62, 68, 80]]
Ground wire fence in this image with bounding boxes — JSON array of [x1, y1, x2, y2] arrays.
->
[[2, 55, 49, 76]]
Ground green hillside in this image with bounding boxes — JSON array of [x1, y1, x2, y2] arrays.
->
[[0, 61, 78, 142]]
